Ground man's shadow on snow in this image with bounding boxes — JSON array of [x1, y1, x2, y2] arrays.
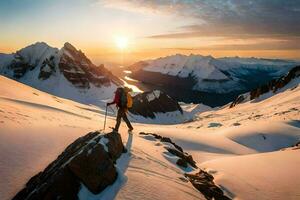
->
[[125, 133, 133, 152], [118, 132, 133, 173]]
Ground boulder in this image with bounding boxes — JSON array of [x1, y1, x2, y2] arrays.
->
[[104, 131, 125, 160], [129, 90, 183, 119], [13, 131, 124, 200], [176, 158, 188, 168]]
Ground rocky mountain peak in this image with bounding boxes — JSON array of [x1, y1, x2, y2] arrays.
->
[[63, 42, 77, 51], [0, 41, 122, 102]]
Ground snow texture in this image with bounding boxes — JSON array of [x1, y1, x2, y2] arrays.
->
[[146, 90, 161, 102], [0, 75, 299, 200]]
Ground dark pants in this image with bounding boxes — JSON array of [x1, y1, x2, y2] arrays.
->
[[114, 107, 133, 131]]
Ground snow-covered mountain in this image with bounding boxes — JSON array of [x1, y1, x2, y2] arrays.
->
[[1, 64, 299, 200], [0, 42, 122, 105], [129, 54, 298, 106]]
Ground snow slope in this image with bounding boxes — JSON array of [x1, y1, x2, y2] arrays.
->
[[144, 54, 229, 81], [0, 75, 112, 200], [0, 74, 299, 200]]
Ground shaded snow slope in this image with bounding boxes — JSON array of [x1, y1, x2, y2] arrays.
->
[[202, 150, 300, 200], [0, 76, 203, 200], [0, 75, 116, 200], [0, 73, 300, 200]]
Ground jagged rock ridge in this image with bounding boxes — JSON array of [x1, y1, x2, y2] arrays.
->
[[230, 65, 300, 108], [59, 42, 121, 88]]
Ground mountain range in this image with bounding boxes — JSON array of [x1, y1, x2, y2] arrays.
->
[[1, 42, 299, 108], [129, 54, 298, 106]]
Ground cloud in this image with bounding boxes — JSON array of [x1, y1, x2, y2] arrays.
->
[[101, 0, 300, 49], [162, 39, 300, 51]]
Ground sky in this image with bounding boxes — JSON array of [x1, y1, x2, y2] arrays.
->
[[1, 0, 300, 65]]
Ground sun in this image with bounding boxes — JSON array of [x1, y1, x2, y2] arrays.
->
[[115, 36, 128, 50]]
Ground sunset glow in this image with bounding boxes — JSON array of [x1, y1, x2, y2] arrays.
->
[[0, 0, 299, 65], [115, 36, 129, 50]]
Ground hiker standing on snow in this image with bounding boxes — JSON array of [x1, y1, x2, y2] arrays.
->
[[107, 87, 134, 132]]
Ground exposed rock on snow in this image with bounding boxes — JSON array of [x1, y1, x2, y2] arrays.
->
[[59, 42, 121, 89], [185, 170, 231, 200], [139, 132, 231, 200], [13, 131, 124, 200], [229, 95, 245, 108], [139, 132, 197, 169], [129, 90, 183, 119], [250, 65, 300, 99], [166, 147, 198, 169], [230, 65, 300, 108]]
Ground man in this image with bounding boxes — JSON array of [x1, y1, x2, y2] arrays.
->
[[107, 87, 133, 132]]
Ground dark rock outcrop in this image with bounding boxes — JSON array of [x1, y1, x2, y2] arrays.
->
[[8, 54, 35, 79], [176, 158, 188, 168], [250, 65, 300, 100], [229, 94, 245, 108], [59, 42, 121, 88], [129, 90, 183, 119], [5, 42, 57, 79], [165, 147, 197, 168], [139, 132, 231, 200], [139, 132, 196, 168], [13, 131, 124, 200], [230, 66, 300, 108], [185, 170, 231, 200], [38, 56, 56, 80]]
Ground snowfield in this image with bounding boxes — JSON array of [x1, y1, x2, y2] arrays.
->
[[0, 75, 299, 200]]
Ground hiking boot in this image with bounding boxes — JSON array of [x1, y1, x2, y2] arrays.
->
[[122, 147, 128, 153], [111, 128, 118, 133]]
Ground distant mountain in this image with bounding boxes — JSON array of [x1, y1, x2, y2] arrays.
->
[[129, 54, 298, 106], [230, 65, 300, 108], [0, 42, 122, 104]]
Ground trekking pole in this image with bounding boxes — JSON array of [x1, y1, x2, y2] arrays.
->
[[103, 105, 108, 131]]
